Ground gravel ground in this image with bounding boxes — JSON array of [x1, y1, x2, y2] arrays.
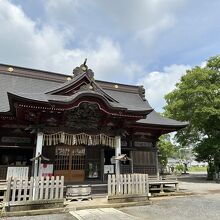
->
[[178, 172, 220, 194], [120, 194, 220, 220], [120, 172, 220, 220]]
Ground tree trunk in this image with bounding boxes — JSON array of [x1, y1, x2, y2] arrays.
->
[[207, 161, 215, 180]]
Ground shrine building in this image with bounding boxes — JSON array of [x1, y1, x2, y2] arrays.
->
[[0, 62, 187, 183]]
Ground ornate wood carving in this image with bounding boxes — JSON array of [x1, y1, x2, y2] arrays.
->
[[64, 102, 103, 129]]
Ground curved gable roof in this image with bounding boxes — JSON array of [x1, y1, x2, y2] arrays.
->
[[0, 63, 152, 114], [137, 110, 188, 128], [0, 63, 188, 132]]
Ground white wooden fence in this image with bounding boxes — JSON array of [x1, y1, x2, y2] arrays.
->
[[5, 176, 64, 204], [108, 173, 149, 196]]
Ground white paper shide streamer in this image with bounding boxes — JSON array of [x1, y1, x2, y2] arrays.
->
[[43, 132, 115, 148]]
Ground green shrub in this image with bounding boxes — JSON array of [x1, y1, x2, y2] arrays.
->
[[175, 164, 184, 172]]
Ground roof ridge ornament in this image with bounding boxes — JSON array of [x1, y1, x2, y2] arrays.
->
[[72, 59, 94, 78]]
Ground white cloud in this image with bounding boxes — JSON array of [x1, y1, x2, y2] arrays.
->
[[0, 0, 192, 87], [0, 0, 142, 83], [200, 61, 207, 68], [0, 1, 66, 67], [44, 0, 186, 51], [138, 64, 191, 111], [43, 37, 143, 83], [44, 0, 184, 31], [101, 0, 184, 47]]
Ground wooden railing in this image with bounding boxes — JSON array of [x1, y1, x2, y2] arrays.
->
[[108, 173, 149, 196], [4, 176, 64, 204]]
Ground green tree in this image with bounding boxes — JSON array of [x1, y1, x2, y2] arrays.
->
[[158, 134, 177, 171], [164, 55, 220, 179]]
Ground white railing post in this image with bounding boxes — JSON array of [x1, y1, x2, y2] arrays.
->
[[108, 174, 111, 196], [34, 132, 43, 178], [146, 174, 150, 196], [115, 136, 121, 193], [33, 132, 43, 200], [115, 136, 121, 177]]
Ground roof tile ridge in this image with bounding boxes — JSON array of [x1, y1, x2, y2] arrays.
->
[[45, 73, 86, 94]]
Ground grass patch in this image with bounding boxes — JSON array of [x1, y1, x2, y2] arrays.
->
[[189, 166, 207, 172]]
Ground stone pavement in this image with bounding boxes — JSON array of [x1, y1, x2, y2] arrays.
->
[[69, 208, 140, 220], [1, 213, 77, 220], [65, 196, 150, 211]]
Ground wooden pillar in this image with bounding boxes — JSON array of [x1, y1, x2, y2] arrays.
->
[[101, 148, 104, 182], [155, 144, 160, 178], [130, 151, 134, 174], [115, 136, 121, 176], [34, 132, 43, 178]]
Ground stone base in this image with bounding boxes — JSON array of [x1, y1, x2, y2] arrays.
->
[[4, 199, 64, 212], [107, 194, 149, 203]]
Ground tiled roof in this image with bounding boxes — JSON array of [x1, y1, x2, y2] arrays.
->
[[0, 67, 151, 113], [0, 63, 187, 128], [0, 73, 60, 112], [137, 111, 188, 127]]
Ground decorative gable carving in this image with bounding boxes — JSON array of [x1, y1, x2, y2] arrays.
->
[[64, 102, 103, 129], [46, 61, 118, 103]]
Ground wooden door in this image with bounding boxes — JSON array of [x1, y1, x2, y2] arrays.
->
[[54, 146, 85, 183]]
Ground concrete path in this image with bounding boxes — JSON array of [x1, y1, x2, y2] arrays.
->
[[69, 208, 140, 220]]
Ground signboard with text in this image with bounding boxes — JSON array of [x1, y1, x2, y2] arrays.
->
[[7, 167, 29, 180], [104, 165, 114, 174], [39, 164, 53, 177]]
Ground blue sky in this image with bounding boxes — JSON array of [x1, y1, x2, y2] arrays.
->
[[0, 0, 220, 111]]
